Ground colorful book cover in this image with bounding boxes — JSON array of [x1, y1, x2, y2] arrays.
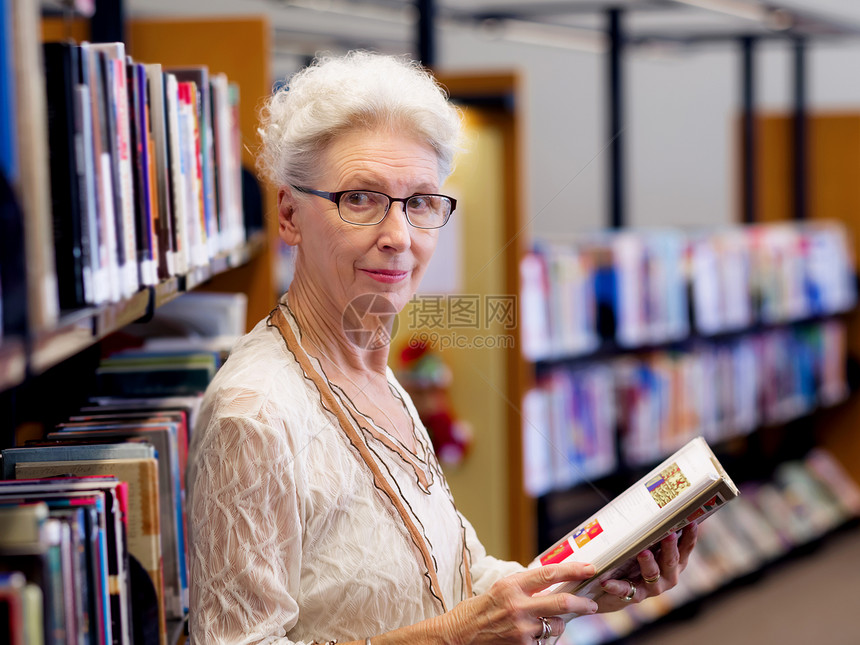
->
[[170, 67, 216, 258], [0, 476, 134, 644]]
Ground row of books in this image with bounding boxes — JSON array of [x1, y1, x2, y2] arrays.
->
[[0, 346, 216, 645], [43, 41, 245, 312], [0, 0, 245, 343], [523, 320, 847, 496], [561, 447, 860, 645], [520, 221, 856, 361]]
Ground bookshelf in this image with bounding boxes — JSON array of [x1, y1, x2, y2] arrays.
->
[[463, 2, 860, 576], [752, 111, 860, 488], [125, 16, 278, 330], [519, 221, 856, 534], [0, 5, 275, 643], [516, 225, 860, 645], [24, 231, 265, 380]]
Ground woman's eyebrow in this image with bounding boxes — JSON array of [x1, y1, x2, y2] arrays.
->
[[343, 175, 438, 194]]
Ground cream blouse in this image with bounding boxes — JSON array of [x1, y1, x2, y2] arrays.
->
[[186, 303, 524, 644]]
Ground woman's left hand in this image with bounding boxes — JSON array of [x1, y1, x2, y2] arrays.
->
[[595, 522, 698, 612]]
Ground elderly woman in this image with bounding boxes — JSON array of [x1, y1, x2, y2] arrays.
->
[[186, 52, 696, 645]]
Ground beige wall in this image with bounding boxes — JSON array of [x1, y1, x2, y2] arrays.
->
[[392, 108, 513, 559]]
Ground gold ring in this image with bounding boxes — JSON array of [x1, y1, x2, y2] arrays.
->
[[621, 579, 636, 602], [643, 572, 661, 584]]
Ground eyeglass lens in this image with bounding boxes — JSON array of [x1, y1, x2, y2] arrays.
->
[[338, 191, 451, 228]]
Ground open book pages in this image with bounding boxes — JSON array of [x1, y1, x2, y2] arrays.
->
[[530, 437, 738, 606]]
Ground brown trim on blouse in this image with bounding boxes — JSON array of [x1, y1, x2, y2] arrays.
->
[[341, 394, 433, 493], [269, 305, 452, 612]]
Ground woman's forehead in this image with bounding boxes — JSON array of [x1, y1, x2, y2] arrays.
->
[[320, 129, 441, 190]]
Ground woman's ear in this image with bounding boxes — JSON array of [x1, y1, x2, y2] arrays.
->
[[277, 186, 301, 246]]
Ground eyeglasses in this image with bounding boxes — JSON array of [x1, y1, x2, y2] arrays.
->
[[293, 186, 456, 229]]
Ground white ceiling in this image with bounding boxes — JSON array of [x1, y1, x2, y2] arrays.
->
[[123, 0, 860, 72]]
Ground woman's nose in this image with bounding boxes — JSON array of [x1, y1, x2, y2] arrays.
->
[[376, 201, 411, 249]]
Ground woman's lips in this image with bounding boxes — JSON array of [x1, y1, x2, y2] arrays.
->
[[358, 268, 409, 283]]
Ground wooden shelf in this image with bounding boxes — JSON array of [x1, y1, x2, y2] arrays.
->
[[0, 234, 266, 391]]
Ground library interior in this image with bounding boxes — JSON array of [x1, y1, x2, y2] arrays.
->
[[3, 0, 860, 643]]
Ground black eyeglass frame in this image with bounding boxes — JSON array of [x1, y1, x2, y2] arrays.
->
[[292, 186, 456, 229]]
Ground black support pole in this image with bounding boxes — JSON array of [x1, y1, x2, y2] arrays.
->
[[741, 36, 757, 224], [608, 8, 625, 229], [91, 0, 125, 43], [416, 0, 436, 67], [793, 37, 808, 221]]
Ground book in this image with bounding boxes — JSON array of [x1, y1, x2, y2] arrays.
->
[[73, 42, 105, 307], [0, 571, 28, 645], [163, 72, 189, 276], [1, 442, 156, 478], [79, 43, 121, 304], [43, 41, 89, 311], [530, 437, 738, 613], [83, 395, 204, 438], [143, 64, 176, 280], [0, 502, 54, 643], [169, 67, 216, 258], [94, 350, 218, 397], [0, 0, 16, 186], [0, 476, 136, 645], [87, 42, 138, 300], [176, 80, 207, 269], [11, 460, 166, 645], [126, 59, 157, 288], [210, 73, 244, 252]]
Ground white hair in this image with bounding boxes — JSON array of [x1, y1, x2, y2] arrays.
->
[[256, 51, 463, 188]]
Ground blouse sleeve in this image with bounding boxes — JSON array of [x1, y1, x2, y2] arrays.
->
[[460, 513, 527, 596], [188, 410, 307, 645]]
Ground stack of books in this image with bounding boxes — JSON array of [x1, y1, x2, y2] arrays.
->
[[0, 344, 220, 644], [0, 288, 245, 643], [42, 42, 245, 312]]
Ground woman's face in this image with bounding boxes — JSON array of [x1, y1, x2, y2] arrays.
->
[[281, 127, 442, 322]]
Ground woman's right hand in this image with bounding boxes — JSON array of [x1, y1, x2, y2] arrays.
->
[[436, 561, 599, 644]]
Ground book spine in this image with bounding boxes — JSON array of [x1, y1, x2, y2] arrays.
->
[[106, 51, 139, 298], [0, 0, 18, 185], [145, 65, 175, 280], [43, 43, 86, 311], [164, 74, 187, 276], [126, 60, 155, 288], [139, 64, 160, 286]]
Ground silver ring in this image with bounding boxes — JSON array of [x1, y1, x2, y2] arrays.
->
[[535, 616, 552, 642], [621, 578, 636, 602]]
